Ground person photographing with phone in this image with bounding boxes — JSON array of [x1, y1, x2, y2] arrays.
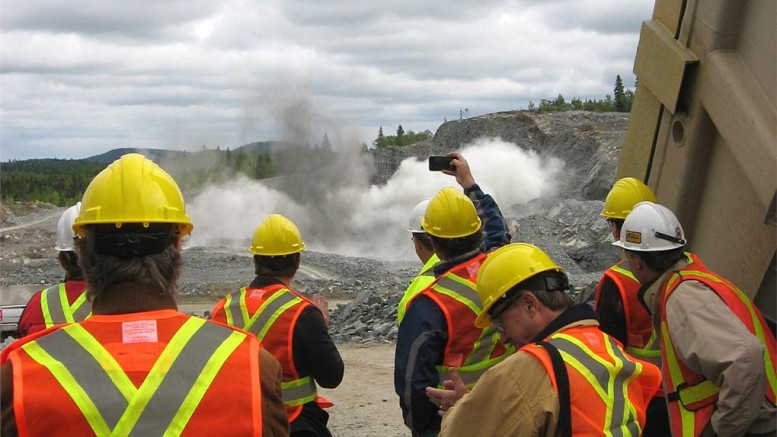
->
[[394, 151, 514, 437]]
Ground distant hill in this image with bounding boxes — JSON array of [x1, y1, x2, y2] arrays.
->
[[84, 148, 191, 164], [235, 141, 274, 154], [82, 143, 275, 163]]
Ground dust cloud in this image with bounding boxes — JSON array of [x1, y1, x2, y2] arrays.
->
[[186, 137, 564, 261]]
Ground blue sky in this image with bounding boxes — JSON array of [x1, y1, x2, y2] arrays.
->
[[1, 0, 654, 161]]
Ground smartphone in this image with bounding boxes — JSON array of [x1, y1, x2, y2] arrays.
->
[[428, 155, 455, 171]]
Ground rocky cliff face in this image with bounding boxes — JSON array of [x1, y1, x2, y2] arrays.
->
[[372, 110, 628, 202]]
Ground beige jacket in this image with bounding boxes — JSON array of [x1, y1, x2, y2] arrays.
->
[[438, 319, 600, 437], [642, 257, 776, 436]]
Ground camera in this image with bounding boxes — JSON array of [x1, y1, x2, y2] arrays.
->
[[428, 155, 455, 171]]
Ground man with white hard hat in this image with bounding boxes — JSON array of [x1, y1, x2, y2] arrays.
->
[[17, 203, 91, 337], [397, 199, 439, 325], [615, 201, 776, 437]]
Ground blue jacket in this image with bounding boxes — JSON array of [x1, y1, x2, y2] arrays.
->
[[394, 184, 511, 435]]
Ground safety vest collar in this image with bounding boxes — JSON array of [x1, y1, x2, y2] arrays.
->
[[432, 274, 481, 314], [21, 318, 247, 436], [225, 285, 305, 341], [610, 262, 638, 281], [420, 253, 440, 276], [41, 282, 91, 327]]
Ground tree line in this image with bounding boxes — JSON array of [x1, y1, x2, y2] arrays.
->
[[372, 125, 433, 149], [0, 135, 345, 207], [0, 159, 104, 206], [530, 75, 634, 113], [1, 150, 278, 207], [370, 75, 635, 147]]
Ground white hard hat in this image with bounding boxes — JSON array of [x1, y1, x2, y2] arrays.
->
[[613, 201, 686, 252], [55, 202, 81, 251], [407, 199, 431, 233]]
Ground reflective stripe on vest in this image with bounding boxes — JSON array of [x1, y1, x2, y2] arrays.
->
[[660, 257, 777, 437], [610, 263, 637, 281], [431, 270, 512, 388], [223, 286, 317, 410], [224, 288, 247, 327], [397, 255, 439, 326], [40, 283, 91, 327], [21, 318, 246, 436], [282, 376, 317, 406], [625, 331, 662, 367], [225, 287, 303, 340], [549, 332, 644, 437]]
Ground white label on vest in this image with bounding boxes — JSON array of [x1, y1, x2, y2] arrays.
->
[[122, 320, 159, 343], [248, 289, 267, 300]]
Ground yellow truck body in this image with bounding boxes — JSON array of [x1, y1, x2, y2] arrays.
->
[[618, 0, 776, 322]]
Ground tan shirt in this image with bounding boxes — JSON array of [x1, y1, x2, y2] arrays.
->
[[643, 258, 776, 435], [439, 350, 560, 437], [439, 319, 599, 437]]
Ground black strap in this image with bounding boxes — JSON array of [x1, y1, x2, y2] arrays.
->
[[538, 341, 572, 437]]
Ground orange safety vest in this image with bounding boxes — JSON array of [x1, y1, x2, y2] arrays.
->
[[595, 261, 662, 369], [659, 254, 777, 437], [524, 326, 662, 436], [5, 310, 263, 436], [212, 284, 328, 421], [408, 253, 513, 388], [40, 282, 91, 327]]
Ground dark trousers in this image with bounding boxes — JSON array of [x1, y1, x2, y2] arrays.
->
[[643, 396, 671, 437]]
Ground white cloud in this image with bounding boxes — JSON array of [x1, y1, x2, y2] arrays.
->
[[0, 0, 654, 160]]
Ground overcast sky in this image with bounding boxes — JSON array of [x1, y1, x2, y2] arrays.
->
[[1, 0, 654, 161]]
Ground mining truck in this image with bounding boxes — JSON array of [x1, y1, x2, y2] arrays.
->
[[617, 0, 775, 325]]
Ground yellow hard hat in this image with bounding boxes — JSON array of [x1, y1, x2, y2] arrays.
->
[[250, 214, 305, 256], [73, 153, 193, 237], [421, 187, 481, 238], [601, 177, 657, 220], [475, 243, 566, 328]]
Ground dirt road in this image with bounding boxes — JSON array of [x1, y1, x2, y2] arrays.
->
[[321, 343, 408, 437]]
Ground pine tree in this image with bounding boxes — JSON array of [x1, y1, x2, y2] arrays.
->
[[614, 75, 628, 112], [395, 125, 405, 147], [373, 127, 387, 149]]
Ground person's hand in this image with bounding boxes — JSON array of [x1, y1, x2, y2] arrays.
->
[[312, 294, 330, 327], [442, 152, 476, 190], [425, 368, 469, 416]]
